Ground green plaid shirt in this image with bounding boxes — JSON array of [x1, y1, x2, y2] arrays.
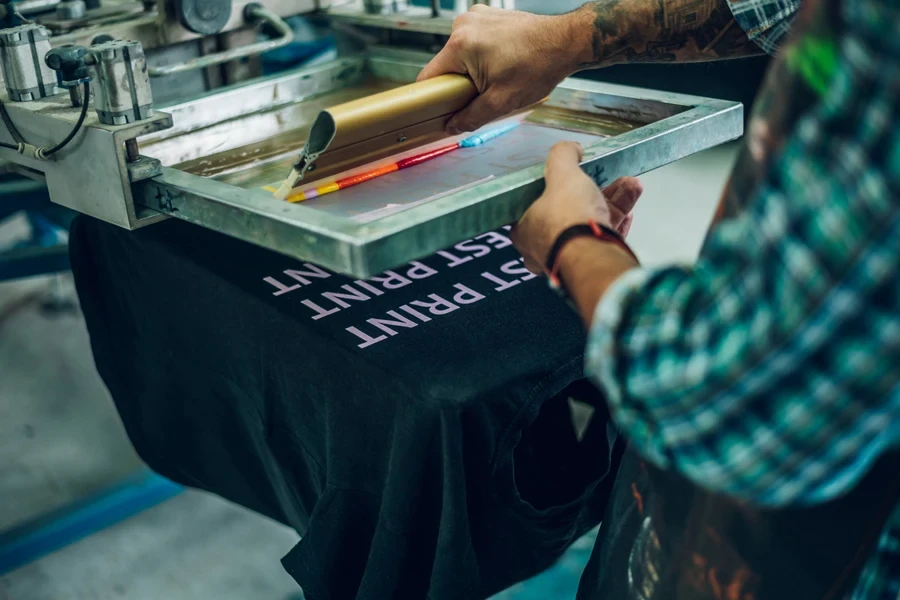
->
[[586, 0, 900, 597]]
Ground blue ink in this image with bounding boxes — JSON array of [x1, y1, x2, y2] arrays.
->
[[460, 122, 520, 148]]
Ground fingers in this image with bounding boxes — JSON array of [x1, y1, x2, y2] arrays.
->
[[544, 142, 585, 187], [601, 177, 641, 237], [617, 211, 634, 238], [445, 91, 507, 133], [600, 177, 623, 198], [605, 177, 643, 216], [417, 45, 466, 82]]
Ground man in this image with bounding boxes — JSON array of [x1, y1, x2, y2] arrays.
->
[[420, 0, 900, 598]]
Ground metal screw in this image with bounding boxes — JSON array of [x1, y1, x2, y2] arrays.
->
[[56, 0, 86, 20], [67, 86, 82, 107], [125, 138, 139, 162]]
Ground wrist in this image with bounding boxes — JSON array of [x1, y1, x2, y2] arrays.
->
[[557, 235, 636, 284], [555, 6, 604, 75], [544, 220, 638, 289], [539, 216, 611, 267], [556, 235, 637, 327], [558, 234, 631, 264]]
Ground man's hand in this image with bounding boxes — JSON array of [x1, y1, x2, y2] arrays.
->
[[418, 1, 761, 133], [417, 6, 585, 134], [510, 142, 642, 273]]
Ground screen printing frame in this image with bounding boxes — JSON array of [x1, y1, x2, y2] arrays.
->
[[134, 47, 743, 278]]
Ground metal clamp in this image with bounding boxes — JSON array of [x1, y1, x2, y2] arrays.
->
[[0, 24, 60, 101], [146, 3, 294, 78], [363, 0, 409, 14], [87, 40, 154, 124]]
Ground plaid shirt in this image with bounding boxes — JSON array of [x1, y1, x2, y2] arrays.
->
[[585, 0, 900, 597], [726, 0, 801, 54]]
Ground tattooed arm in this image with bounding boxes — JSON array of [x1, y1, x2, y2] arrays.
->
[[575, 0, 763, 67], [419, 1, 790, 132]]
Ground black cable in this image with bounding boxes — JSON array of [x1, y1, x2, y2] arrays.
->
[[0, 85, 20, 149], [0, 97, 25, 143], [0, 82, 89, 156], [43, 82, 90, 157]]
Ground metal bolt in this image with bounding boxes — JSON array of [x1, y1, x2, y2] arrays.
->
[[363, 0, 409, 14], [91, 34, 114, 46], [68, 86, 82, 107], [56, 0, 86, 20], [125, 138, 139, 162]]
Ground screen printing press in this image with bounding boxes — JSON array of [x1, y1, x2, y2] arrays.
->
[[0, 3, 759, 599], [0, 0, 742, 277]]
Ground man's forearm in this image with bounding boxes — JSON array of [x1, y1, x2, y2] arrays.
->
[[556, 237, 639, 327], [569, 0, 763, 68]]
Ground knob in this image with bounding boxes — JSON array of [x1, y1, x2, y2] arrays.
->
[[174, 0, 231, 34], [91, 34, 115, 45], [56, 0, 86, 20], [45, 44, 92, 88]]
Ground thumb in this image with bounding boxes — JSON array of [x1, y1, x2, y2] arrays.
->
[[417, 46, 466, 82], [544, 142, 585, 188], [445, 91, 505, 133]]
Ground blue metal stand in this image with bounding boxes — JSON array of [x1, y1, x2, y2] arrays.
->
[[0, 178, 75, 282], [0, 469, 183, 576], [0, 242, 70, 281], [0, 178, 184, 576]]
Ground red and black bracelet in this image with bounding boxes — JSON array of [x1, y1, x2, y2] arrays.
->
[[544, 220, 639, 292]]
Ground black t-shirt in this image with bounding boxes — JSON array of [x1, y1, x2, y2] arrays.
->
[[69, 216, 623, 600]]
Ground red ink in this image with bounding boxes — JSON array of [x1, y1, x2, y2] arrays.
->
[[396, 143, 459, 169]]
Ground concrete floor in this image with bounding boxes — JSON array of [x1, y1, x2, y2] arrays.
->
[[1, 491, 303, 600], [0, 141, 737, 600], [0, 274, 141, 533]]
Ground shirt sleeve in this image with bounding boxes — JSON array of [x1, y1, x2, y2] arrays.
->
[[586, 0, 900, 508], [725, 0, 801, 54]]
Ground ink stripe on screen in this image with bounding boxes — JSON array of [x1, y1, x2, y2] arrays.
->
[[263, 122, 520, 204]]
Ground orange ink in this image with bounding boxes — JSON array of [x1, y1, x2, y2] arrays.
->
[[632, 482, 645, 515], [335, 163, 399, 188]]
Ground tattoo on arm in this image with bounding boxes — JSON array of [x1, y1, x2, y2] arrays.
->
[[580, 0, 763, 68]]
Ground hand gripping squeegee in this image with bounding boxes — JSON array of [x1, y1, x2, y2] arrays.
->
[[273, 74, 480, 200]]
